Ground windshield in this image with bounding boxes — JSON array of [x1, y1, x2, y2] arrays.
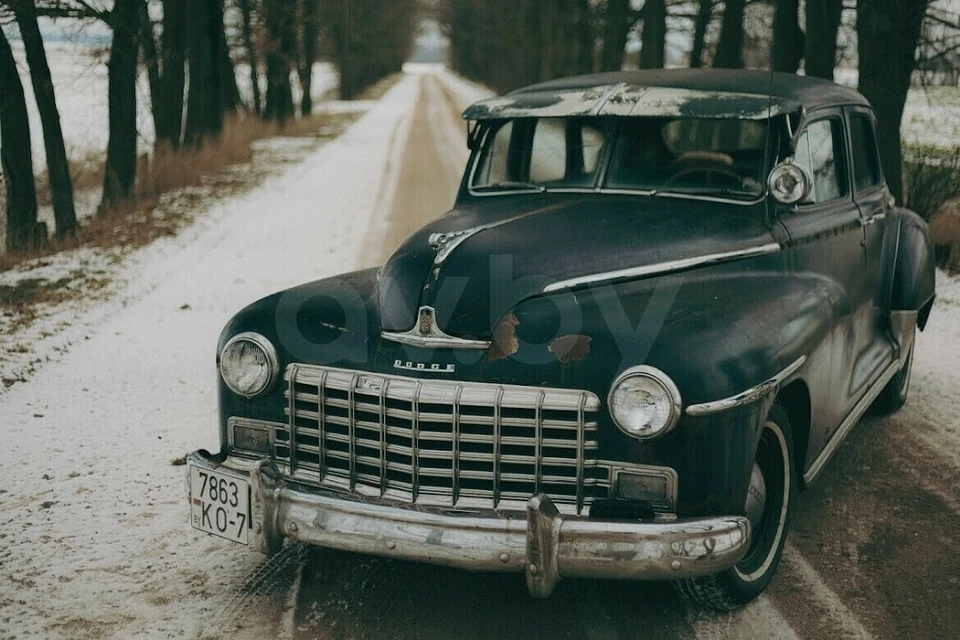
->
[[471, 116, 772, 201]]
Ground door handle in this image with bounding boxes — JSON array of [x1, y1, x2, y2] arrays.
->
[[860, 212, 886, 227]]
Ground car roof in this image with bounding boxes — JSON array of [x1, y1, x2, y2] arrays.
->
[[462, 69, 871, 121]]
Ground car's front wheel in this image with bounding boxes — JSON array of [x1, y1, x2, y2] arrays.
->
[[674, 404, 795, 610]]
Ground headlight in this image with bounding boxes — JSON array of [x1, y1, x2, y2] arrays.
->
[[608, 366, 681, 439], [219, 332, 279, 398]]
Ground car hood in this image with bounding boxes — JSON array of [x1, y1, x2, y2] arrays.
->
[[377, 195, 775, 338]]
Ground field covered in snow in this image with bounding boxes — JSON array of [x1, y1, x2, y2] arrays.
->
[[7, 42, 338, 172]]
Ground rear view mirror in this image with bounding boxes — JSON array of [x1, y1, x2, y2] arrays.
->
[[768, 158, 812, 205]]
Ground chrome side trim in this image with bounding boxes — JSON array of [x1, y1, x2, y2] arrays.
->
[[686, 356, 807, 417], [542, 243, 782, 293], [803, 358, 900, 485], [381, 306, 492, 349]]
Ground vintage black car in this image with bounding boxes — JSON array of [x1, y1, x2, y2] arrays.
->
[[187, 70, 936, 609]]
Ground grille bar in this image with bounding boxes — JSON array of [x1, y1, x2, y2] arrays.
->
[[281, 364, 610, 513]]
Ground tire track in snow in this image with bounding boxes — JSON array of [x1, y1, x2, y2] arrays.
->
[[201, 543, 313, 640]]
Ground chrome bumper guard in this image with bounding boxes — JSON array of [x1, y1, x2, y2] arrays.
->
[[188, 451, 750, 597]]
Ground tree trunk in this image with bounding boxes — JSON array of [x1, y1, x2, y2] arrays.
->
[[772, 0, 804, 72], [639, 0, 667, 69], [690, 0, 712, 68], [185, 0, 224, 145], [160, 0, 186, 149], [140, 0, 163, 144], [102, 0, 141, 211], [264, 0, 295, 120], [599, 0, 631, 72], [13, 0, 77, 237], [298, 0, 319, 115], [713, 0, 745, 68], [218, 14, 241, 113], [805, 0, 842, 80], [0, 25, 42, 252], [857, 0, 930, 204], [239, 0, 262, 115]]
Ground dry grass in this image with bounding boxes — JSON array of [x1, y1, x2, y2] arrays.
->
[[904, 144, 960, 221], [138, 112, 347, 200], [34, 150, 105, 205], [1, 109, 358, 273]]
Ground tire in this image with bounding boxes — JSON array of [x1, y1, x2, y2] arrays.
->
[[673, 403, 796, 611], [870, 341, 914, 416]]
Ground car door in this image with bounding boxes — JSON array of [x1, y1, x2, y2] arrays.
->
[[777, 109, 865, 438], [845, 107, 900, 363]]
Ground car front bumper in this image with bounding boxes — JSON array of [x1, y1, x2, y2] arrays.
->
[[188, 450, 750, 597]]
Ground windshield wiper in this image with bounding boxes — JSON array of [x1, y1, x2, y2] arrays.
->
[[473, 181, 548, 193], [651, 187, 760, 199]]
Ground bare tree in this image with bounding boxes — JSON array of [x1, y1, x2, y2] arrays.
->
[[239, 0, 262, 116], [0, 23, 42, 251], [689, 0, 713, 68], [218, 13, 241, 113], [298, 0, 320, 115], [598, 0, 633, 71], [772, 0, 804, 72], [639, 0, 667, 69], [10, 0, 76, 237], [714, 0, 746, 68], [804, 0, 843, 80], [159, 0, 187, 149], [140, 0, 163, 142], [185, 0, 225, 144], [101, 0, 141, 210], [857, 0, 932, 204], [263, 0, 295, 121]]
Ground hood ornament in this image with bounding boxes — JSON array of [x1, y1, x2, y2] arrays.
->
[[381, 305, 491, 350]]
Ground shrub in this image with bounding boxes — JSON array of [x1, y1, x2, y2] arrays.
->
[[903, 144, 960, 221]]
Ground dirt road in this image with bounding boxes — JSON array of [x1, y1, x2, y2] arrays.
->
[[291, 70, 960, 639]]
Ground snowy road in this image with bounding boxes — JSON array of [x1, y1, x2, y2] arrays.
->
[[1, 68, 958, 639]]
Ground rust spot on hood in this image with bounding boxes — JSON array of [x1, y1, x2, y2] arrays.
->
[[487, 314, 520, 361], [549, 335, 592, 363]]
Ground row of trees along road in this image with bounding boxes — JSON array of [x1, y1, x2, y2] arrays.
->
[[442, 0, 959, 210], [0, 0, 416, 254]]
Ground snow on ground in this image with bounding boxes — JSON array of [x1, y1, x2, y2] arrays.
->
[[10, 42, 154, 172], [6, 41, 339, 172], [0, 73, 419, 639], [908, 268, 960, 469]]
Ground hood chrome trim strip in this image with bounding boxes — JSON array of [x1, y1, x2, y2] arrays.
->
[[382, 306, 491, 350], [685, 356, 806, 417], [542, 243, 782, 293]]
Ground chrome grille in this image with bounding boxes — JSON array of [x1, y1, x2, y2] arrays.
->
[[277, 364, 611, 513]]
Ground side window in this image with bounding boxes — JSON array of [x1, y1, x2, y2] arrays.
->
[[529, 119, 567, 183], [475, 121, 514, 185], [793, 118, 847, 204], [849, 114, 882, 192]]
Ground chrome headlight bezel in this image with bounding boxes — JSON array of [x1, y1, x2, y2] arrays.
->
[[219, 332, 279, 398], [607, 365, 682, 440]]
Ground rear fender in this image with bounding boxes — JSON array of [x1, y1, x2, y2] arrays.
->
[[888, 208, 936, 331]]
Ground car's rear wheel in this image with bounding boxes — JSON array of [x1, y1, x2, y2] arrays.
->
[[870, 341, 914, 416], [673, 404, 795, 611]]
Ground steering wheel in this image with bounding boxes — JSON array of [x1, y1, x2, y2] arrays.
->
[[659, 166, 747, 191]]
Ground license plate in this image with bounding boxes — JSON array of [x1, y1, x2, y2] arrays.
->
[[189, 466, 250, 544]]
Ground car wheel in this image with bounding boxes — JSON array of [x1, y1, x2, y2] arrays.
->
[[870, 342, 914, 416], [673, 403, 795, 611]]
